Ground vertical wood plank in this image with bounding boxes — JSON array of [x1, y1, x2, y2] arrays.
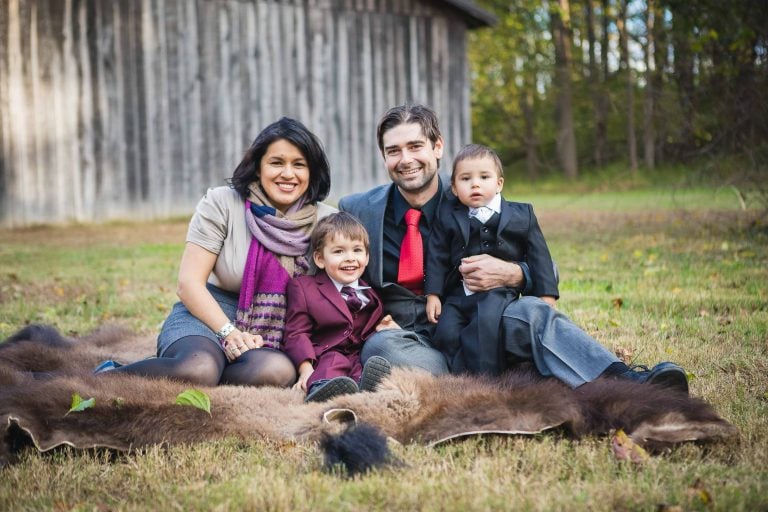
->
[[140, 0, 158, 210], [0, 1, 10, 222], [77, 0, 96, 218], [7, 0, 31, 222], [184, 0, 203, 202]]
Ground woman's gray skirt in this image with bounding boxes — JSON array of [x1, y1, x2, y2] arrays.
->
[[156, 283, 239, 356]]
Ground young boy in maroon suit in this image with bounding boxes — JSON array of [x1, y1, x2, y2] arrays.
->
[[283, 212, 398, 402]]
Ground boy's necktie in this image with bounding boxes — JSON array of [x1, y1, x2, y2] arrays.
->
[[397, 208, 424, 295], [341, 286, 363, 313]]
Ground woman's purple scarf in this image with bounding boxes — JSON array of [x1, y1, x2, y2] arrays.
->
[[235, 186, 316, 349]]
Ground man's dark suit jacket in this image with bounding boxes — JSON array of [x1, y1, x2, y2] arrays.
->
[[425, 195, 559, 299], [282, 270, 383, 369]]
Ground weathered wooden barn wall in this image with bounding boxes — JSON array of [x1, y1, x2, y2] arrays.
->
[[0, 0, 490, 226]]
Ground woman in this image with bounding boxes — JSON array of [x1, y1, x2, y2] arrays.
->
[[96, 118, 335, 387]]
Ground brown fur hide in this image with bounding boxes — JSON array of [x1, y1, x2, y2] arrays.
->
[[0, 325, 738, 465]]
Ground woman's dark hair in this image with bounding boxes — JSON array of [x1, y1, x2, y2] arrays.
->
[[229, 117, 331, 203]]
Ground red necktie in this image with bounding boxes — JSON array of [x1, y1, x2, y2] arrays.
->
[[397, 208, 424, 295]]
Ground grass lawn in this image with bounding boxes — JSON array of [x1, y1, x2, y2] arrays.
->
[[0, 186, 766, 511]]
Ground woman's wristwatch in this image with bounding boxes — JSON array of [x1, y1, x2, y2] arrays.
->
[[215, 322, 236, 342]]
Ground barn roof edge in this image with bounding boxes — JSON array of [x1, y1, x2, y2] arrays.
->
[[440, 0, 497, 28]]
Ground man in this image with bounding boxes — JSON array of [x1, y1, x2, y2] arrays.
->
[[339, 104, 688, 392]]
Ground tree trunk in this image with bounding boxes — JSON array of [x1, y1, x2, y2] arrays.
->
[[618, 0, 638, 175], [643, 0, 656, 169], [595, 0, 610, 167], [652, 0, 667, 164], [551, 0, 578, 178], [521, 84, 539, 179], [586, 0, 604, 168], [670, 7, 696, 152]]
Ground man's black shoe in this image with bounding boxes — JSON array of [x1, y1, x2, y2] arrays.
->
[[620, 362, 689, 394]]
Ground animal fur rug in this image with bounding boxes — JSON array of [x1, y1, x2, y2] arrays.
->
[[0, 324, 737, 466]]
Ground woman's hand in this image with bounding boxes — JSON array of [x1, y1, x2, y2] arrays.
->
[[375, 314, 401, 331], [426, 294, 442, 323], [222, 329, 264, 362], [293, 361, 314, 392], [175, 243, 266, 362]]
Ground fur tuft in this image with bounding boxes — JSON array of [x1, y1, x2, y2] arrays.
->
[[320, 423, 393, 477]]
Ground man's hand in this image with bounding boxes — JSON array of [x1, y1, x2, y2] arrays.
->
[[459, 254, 524, 293], [375, 314, 401, 331], [426, 294, 442, 323], [540, 295, 557, 308]]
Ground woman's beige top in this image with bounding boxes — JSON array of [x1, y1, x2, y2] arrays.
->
[[186, 186, 337, 292]]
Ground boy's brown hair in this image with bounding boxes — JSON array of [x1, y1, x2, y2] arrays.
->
[[451, 143, 504, 181], [311, 212, 370, 255]]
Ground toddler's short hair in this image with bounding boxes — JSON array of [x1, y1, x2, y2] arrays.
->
[[311, 212, 370, 255], [451, 144, 504, 181]]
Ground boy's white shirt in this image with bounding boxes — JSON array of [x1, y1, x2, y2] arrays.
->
[[467, 193, 502, 224]]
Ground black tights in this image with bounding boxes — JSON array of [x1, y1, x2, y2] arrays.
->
[[114, 336, 296, 387]]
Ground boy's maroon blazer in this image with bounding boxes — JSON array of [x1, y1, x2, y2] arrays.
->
[[282, 270, 383, 368]]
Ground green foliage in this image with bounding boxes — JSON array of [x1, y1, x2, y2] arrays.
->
[[175, 389, 212, 415], [65, 393, 95, 416], [471, 0, 768, 177]]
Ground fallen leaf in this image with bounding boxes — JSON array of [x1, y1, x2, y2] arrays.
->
[[612, 429, 649, 463], [685, 478, 713, 506], [614, 346, 635, 364], [175, 389, 211, 415], [66, 393, 95, 416]]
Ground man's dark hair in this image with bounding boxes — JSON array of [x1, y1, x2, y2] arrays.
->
[[376, 104, 442, 154], [230, 117, 331, 203]]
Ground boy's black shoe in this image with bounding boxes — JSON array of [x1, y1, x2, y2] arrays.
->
[[305, 376, 359, 403], [359, 356, 392, 393]]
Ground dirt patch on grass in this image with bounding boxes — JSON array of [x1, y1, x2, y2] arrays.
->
[[537, 209, 764, 237], [1, 210, 763, 247], [0, 219, 189, 248]]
